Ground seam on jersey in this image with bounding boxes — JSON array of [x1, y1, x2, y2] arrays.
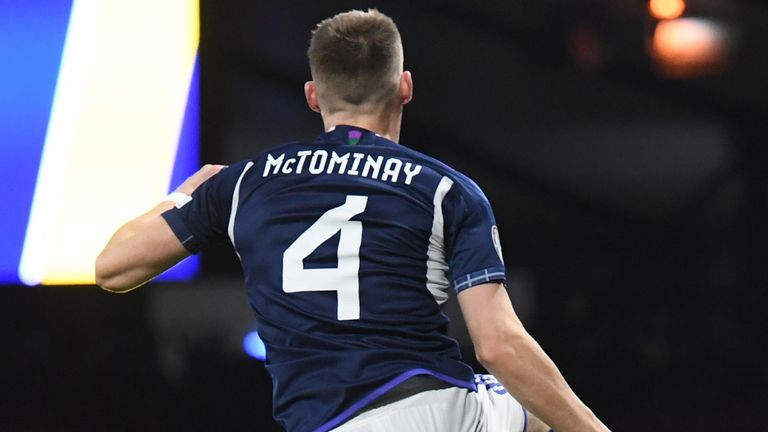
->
[[453, 267, 506, 293], [228, 161, 255, 258], [161, 210, 201, 254], [315, 368, 476, 432], [426, 176, 454, 306]]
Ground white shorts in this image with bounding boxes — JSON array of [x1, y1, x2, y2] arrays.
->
[[332, 374, 527, 432]]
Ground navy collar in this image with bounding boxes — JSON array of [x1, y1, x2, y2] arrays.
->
[[316, 125, 383, 147]]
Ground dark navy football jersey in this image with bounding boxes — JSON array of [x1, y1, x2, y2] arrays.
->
[[162, 125, 506, 432]]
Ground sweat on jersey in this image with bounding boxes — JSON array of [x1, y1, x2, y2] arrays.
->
[[162, 125, 507, 432]]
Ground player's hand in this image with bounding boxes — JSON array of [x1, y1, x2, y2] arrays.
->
[[174, 164, 227, 195]]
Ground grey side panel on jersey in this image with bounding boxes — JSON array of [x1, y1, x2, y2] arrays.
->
[[426, 176, 454, 305], [227, 161, 255, 258], [331, 380, 527, 432]]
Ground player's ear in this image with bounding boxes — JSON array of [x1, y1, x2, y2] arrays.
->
[[400, 71, 413, 105], [304, 81, 321, 113]]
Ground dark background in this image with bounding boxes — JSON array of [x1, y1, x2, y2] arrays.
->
[[3, 0, 767, 430]]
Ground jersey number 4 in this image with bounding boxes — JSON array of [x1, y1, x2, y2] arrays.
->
[[282, 195, 368, 321]]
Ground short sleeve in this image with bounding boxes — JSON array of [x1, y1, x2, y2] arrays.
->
[[161, 161, 248, 253], [443, 179, 506, 293]]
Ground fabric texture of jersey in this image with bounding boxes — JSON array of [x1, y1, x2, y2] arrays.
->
[[162, 126, 506, 432]]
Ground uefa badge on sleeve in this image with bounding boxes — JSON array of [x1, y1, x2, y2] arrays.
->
[[491, 225, 504, 264]]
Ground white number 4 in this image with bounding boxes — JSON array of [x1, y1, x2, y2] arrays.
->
[[282, 195, 368, 320]]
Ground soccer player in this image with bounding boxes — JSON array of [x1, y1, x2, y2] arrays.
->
[[96, 9, 610, 432]]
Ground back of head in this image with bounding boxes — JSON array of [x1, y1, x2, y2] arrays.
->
[[308, 9, 403, 114]]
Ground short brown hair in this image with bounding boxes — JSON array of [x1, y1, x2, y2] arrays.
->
[[308, 9, 403, 111]]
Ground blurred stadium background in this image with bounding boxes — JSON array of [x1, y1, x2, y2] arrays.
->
[[2, 0, 767, 430]]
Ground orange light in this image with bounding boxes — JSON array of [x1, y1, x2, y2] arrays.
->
[[649, 0, 686, 20], [651, 18, 730, 78]]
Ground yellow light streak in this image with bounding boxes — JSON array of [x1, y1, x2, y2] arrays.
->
[[19, 0, 199, 285]]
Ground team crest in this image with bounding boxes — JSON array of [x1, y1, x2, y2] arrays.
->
[[491, 225, 504, 264]]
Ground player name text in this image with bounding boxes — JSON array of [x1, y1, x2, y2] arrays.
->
[[263, 150, 422, 185]]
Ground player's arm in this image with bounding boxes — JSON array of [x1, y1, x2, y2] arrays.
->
[[95, 164, 225, 292], [458, 282, 610, 432]]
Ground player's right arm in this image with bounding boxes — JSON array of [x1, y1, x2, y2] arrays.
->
[[95, 164, 226, 292], [458, 281, 610, 432]]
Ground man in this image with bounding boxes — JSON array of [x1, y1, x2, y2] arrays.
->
[[96, 9, 609, 432]]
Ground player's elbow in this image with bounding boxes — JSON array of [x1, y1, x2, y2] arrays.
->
[[95, 274, 135, 293], [95, 276, 128, 293], [94, 253, 132, 293], [473, 328, 527, 371], [96, 273, 131, 293], [475, 341, 518, 370]]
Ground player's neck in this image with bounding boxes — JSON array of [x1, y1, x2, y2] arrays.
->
[[322, 109, 403, 143]]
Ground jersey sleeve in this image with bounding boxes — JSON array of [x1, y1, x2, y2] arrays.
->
[[161, 161, 249, 253], [443, 178, 506, 293]]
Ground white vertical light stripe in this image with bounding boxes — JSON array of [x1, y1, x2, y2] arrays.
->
[[228, 161, 255, 258], [426, 176, 454, 305], [18, 0, 96, 286], [18, 0, 199, 285]]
